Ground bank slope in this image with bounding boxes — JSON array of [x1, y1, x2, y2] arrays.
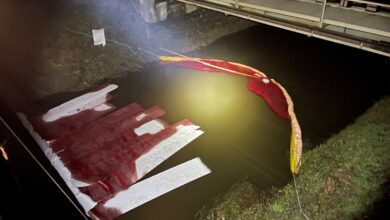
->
[[197, 96, 390, 220]]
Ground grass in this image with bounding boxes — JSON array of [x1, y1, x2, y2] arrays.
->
[[196, 96, 390, 220]]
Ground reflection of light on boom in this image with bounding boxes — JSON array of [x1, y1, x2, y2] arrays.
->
[[0, 140, 8, 160]]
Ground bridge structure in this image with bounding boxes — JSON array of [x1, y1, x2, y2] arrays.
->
[[177, 0, 390, 57]]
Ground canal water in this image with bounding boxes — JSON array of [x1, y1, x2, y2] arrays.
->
[[19, 25, 390, 220], [106, 25, 389, 220]]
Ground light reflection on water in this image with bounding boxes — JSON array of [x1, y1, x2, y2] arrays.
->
[[112, 65, 291, 220]]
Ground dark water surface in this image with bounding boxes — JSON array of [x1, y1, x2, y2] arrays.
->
[[110, 65, 292, 220], [7, 24, 390, 220], [107, 25, 389, 220]]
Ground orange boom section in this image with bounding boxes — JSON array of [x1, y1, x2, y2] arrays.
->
[[159, 55, 302, 174]]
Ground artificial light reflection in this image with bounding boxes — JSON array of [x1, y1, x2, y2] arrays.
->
[[157, 67, 290, 151], [0, 140, 9, 161]]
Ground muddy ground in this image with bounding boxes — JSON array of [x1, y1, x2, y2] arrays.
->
[[0, 0, 255, 106]]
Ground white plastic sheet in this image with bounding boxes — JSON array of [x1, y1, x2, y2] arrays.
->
[[92, 28, 106, 46]]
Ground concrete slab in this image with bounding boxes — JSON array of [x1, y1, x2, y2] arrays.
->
[[244, 0, 289, 8], [277, 1, 322, 16], [357, 15, 390, 32], [324, 7, 371, 24]]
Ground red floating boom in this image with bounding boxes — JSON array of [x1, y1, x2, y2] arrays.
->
[[159, 55, 302, 174]]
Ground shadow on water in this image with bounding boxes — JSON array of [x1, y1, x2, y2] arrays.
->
[[17, 24, 390, 220]]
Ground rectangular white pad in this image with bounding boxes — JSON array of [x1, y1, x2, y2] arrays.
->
[[102, 157, 211, 213]]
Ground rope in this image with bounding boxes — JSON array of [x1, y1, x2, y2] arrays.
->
[[62, 28, 257, 79], [159, 48, 257, 78], [137, 47, 160, 59], [62, 27, 176, 61], [292, 173, 310, 220], [63, 27, 137, 54], [160, 47, 189, 58]]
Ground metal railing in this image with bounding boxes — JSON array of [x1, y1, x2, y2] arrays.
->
[[319, 0, 328, 28], [178, 0, 390, 56]]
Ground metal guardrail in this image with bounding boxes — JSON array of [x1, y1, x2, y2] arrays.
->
[[177, 0, 390, 57], [319, 0, 328, 28]]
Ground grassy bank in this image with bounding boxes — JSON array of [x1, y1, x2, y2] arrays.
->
[[196, 96, 390, 220]]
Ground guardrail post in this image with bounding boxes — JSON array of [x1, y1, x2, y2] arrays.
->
[[235, 0, 239, 8], [319, 0, 327, 28]]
